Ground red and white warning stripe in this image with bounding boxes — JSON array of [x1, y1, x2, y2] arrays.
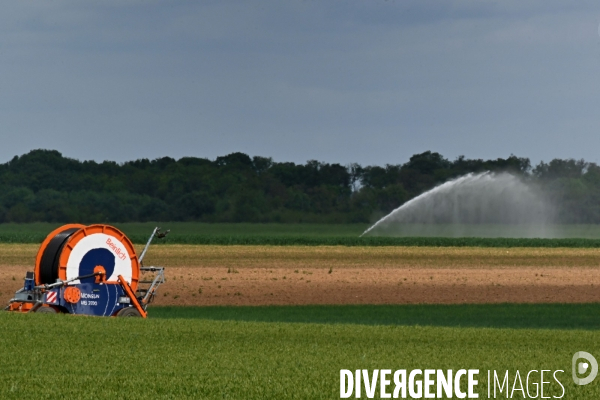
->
[[46, 291, 57, 304]]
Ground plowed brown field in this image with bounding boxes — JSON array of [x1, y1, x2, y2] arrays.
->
[[1, 245, 599, 306]]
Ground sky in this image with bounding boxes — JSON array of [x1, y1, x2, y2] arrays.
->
[[2, 0, 600, 167]]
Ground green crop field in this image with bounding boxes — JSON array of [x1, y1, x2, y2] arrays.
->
[[150, 304, 600, 330], [1, 225, 598, 398], [2, 222, 600, 247], [0, 222, 367, 240], [1, 305, 599, 399], [363, 223, 600, 239], [0, 222, 367, 245]]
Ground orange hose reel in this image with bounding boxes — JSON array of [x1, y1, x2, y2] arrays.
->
[[34, 224, 139, 291]]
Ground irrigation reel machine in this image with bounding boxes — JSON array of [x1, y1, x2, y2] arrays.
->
[[5, 224, 168, 318]]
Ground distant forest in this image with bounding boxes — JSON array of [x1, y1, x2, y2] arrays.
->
[[0, 149, 598, 224]]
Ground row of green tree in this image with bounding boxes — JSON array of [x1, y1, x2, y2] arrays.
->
[[0, 149, 597, 223]]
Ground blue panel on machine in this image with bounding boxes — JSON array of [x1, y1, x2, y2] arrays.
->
[[63, 283, 127, 317], [78, 248, 115, 283]]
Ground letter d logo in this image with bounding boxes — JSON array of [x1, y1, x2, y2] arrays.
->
[[573, 351, 598, 385]]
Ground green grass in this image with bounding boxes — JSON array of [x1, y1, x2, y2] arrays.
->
[[0, 222, 367, 237], [0, 311, 597, 399], [3, 222, 600, 246], [367, 223, 600, 239], [4, 222, 600, 238], [0, 222, 368, 245], [6, 231, 600, 247], [141, 236, 600, 247], [149, 304, 600, 330]]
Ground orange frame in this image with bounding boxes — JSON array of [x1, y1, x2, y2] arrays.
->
[[118, 275, 147, 318]]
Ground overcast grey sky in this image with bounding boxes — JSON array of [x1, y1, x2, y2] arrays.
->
[[2, 1, 600, 166]]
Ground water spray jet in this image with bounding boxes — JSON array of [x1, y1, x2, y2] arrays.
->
[[361, 172, 554, 238]]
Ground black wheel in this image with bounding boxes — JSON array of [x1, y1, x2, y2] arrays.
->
[[116, 307, 141, 317], [36, 306, 57, 314]]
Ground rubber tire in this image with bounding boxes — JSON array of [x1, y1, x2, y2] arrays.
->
[[116, 307, 142, 317], [36, 306, 57, 314]]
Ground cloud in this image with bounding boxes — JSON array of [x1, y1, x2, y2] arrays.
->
[[1, 1, 600, 166]]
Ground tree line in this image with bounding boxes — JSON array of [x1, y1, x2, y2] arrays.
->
[[0, 149, 597, 223]]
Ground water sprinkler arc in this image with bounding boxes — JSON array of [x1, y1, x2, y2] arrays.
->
[[359, 171, 550, 238], [360, 172, 483, 237]]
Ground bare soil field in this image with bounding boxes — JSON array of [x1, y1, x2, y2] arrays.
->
[[1, 245, 599, 306]]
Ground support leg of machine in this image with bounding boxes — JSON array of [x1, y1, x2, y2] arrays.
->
[[117, 275, 147, 318]]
